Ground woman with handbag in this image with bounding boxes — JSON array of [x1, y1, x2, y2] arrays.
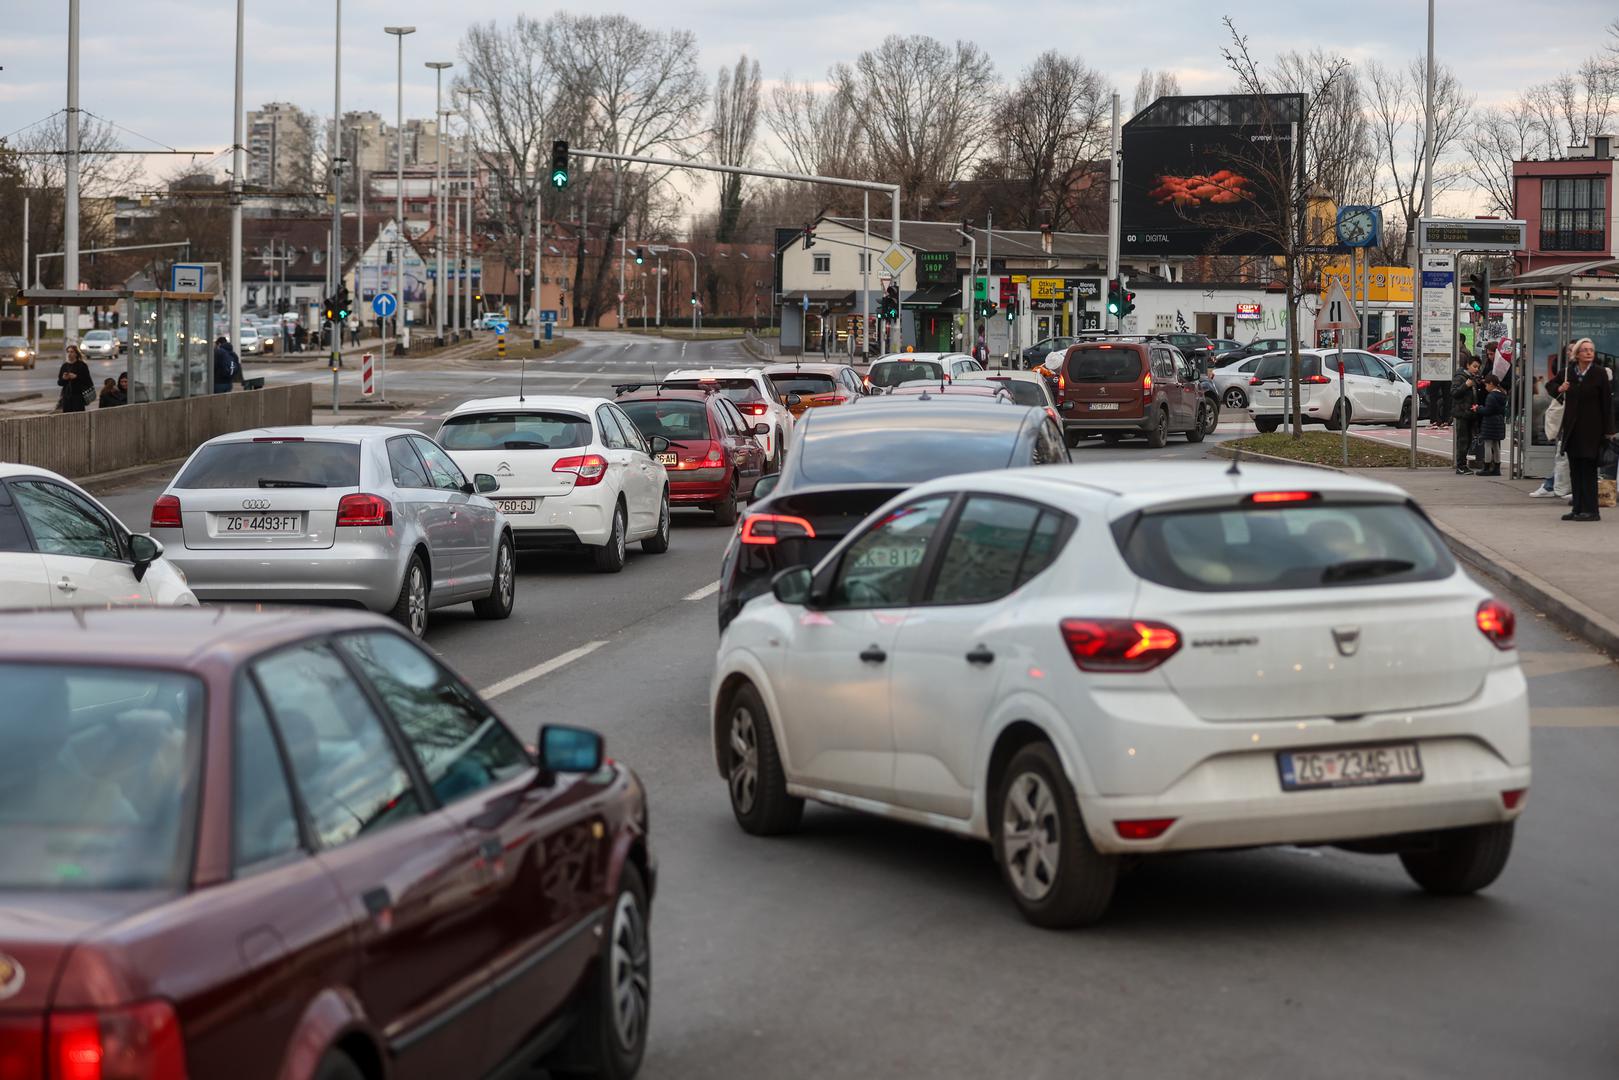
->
[[1559, 338, 1616, 522], [57, 344, 92, 413]]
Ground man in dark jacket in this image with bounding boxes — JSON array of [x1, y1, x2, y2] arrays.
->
[[1451, 357, 1482, 474], [213, 336, 239, 394], [1559, 340, 1615, 521]]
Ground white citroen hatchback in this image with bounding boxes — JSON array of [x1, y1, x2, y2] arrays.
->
[[711, 462, 1530, 928]]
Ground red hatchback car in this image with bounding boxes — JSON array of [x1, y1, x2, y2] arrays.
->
[[0, 607, 654, 1080], [616, 388, 766, 524]]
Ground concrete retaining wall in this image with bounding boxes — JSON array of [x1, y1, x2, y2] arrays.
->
[[0, 384, 313, 480]]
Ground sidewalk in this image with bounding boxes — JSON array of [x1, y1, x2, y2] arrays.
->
[[1348, 467, 1619, 656]]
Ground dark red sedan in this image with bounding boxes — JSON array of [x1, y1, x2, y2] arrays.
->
[[0, 607, 654, 1080], [617, 388, 766, 524]]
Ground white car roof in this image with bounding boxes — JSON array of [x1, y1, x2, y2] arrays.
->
[[957, 369, 1045, 384], [870, 353, 970, 364], [444, 395, 608, 416], [0, 461, 81, 482], [664, 368, 763, 380], [204, 425, 417, 444]]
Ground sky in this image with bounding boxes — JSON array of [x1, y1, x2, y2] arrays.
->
[[3, 0, 1615, 215]]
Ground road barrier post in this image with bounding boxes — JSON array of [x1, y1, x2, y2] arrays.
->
[[361, 352, 374, 397]]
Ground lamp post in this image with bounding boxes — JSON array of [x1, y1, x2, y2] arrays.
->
[[229, 0, 244, 353], [425, 61, 451, 346], [383, 25, 414, 374], [458, 86, 481, 338]]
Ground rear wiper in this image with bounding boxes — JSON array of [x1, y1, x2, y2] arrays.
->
[[1321, 558, 1415, 583], [500, 440, 549, 449], [258, 479, 328, 488]]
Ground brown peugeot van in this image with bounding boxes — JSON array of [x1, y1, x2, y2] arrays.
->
[[1054, 339, 1211, 448]]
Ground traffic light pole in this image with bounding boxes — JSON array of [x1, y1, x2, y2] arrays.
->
[[1107, 92, 1121, 333], [957, 225, 975, 360]]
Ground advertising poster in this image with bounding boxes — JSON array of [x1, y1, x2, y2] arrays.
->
[[1419, 254, 1456, 382]]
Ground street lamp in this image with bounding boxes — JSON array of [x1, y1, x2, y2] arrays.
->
[[383, 25, 414, 363], [458, 87, 482, 338], [425, 60, 452, 346]]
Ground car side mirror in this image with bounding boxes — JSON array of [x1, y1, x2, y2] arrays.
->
[[753, 422, 770, 435], [470, 473, 500, 494], [534, 724, 604, 784], [647, 435, 670, 454], [128, 533, 163, 582], [784, 393, 802, 407], [771, 565, 814, 606], [752, 472, 780, 500]]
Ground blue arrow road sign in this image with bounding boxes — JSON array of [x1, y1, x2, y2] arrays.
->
[[488, 320, 510, 335], [372, 293, 397, 318]]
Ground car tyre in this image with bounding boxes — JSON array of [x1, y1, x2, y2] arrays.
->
[[1399, 821, 1514, 896], [593, 504, 628, 573], [473, 534, 515, 619], [1396, 400, 1413, 429], [1325, 399, 1351, 432], [712, 480, 739, 526], [641, 490, 671, 553], [1223, 386, 1248, 410], [312, 1052, 366, 1080], [1100, 432, 1124, 446], [1063, 429, 1084, 448], [725, 683, 803, 836], [765, 432, 783, 475], [1255, 416, 1282, 433], [994, 742, 1117, 928], [389, 553, 429, 638], [1146, 407, 1169, 449], [550, 863, 651, 1080], [1186, 403, 1209, 443]]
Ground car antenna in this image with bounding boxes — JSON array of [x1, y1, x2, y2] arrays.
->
[[518, 349, 527, 402], [1226, 448, 1242, 475]]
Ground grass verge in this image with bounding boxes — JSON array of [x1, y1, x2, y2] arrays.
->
[[1215, 431, 1449, 468]]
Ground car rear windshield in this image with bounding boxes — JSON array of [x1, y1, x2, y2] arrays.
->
[[0, 664, 203, 889], [868, 361, 944, 387], [1254, 354, 1322, 380], [663, 378, 762, 406], [1118, 500, 1454, 592], [176, 440, 361, 489], [797, 417, 1017, 484], [1064, 347, 1143, 382], [984, 379, 1047, 407], [620, 400, 711, 442], [439, 411, 592, 451], [767, 372, 838, 396]]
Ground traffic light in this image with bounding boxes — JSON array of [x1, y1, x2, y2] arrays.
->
[[1467, 272, 1487, 314], [1004, 295, 1014, 322], [634, 247, 645, 265], [1106, 279, 1121, 317], [1118, 286, 1135, 319], [334, 285, 350, 322], [975, 298, 995, 319], [550, 140, 569, 190], [880, 284, 899, 320], [321, 295, 337, 324], [802, 223, 815, 250], [689, 292, 698, 307]]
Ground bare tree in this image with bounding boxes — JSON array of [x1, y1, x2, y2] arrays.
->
[[836, 35, 998, 216], [1465, 101, 1550, 218], [764, 71, 867, 218], [711, 55, 761, 243], [7, 114, 139, 290], [1365, 58, 1473, 258], [1132, 69, 1182, 117], [1273, 51, 1375, 206], [989, 51, 1110, 231]]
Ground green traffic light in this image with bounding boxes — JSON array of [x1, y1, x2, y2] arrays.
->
[[1107, 301, 1120, 315], [550, 169, 569, 190]]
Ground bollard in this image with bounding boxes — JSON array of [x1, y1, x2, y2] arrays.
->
[[330, 351, 341, 415], [497, 334, 506, 359], [361, 352, 374, 397]]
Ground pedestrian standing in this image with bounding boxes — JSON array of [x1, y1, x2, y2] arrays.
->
[[1476, 374, 1506, 476], [349, 316, 360, 347], [1450, 357, 1482, 474], [57, 344, 92, 413], [212, 336, 240, 395], [1559, 338, 1615, 521]]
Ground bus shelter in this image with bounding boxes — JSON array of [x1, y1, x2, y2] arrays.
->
[[19, 288, 216, 404]]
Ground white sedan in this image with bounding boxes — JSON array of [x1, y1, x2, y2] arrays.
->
[[438, 395, 672, 572], [661, 367, 794, 472], [0, 463, 196, 609], [711, 461, 1529, 927]]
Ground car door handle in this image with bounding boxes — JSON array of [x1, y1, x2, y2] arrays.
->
[[858, 646, 887, 663], [965, 646, 996, 665], [55, 577, 77, 593], [361, 886, 392, 917]]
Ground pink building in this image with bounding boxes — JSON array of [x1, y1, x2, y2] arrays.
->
[[1512, 135, 1615, 274]]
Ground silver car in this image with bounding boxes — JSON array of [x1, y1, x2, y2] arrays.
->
[[150, 426, 515, 636], [80, 329, 119, 359], [1212, 353, 1267, 411]]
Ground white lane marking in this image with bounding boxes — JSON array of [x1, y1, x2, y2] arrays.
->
[[478, 640, 608, 700], [684, 580, 720, 601]]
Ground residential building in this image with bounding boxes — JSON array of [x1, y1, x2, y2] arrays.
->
[[1513, 134, 1614, 274], [245, 103, 316, 191]]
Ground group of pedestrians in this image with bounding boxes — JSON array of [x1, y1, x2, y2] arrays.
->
[[1450, 356, 1508, 475], [55, 344, 131, 411]]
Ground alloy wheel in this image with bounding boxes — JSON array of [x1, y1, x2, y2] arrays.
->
[[1223, 387, 1246, 410], [659, 498, 670, 544], [1002, 771, 1060, 902], [497, 543, 514, 606], [608, 890, 651, 1054], [728, 706, 760, 813], [407, 564, 427, 637]]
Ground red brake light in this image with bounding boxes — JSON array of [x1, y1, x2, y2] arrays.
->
[[335, 492, 392, 526], [150, 495, 182, 530], [0, 1015, 45, 1080], [1248, 375, 1262, 385], [1476, 599, 1516, 650], [1060, 618, 1181, 672], [1500, 788, 1527, 810], [740, 513, 816, 545], [49, 1001, 187, 1080], [1417, 379, 1431, 389], [1115, 818, 1177, 840], [1247, 491, 1318, 504], [1141, 372, 1152, 391], [552, 454, 608, 486], [747, 403, 769, 416], [251, 436, 304, 442], [1303, 374, 1332, 384]]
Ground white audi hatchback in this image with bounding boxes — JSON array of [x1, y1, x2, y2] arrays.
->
[[438, 395, 672, 572], [711, 462, 1530, 928]]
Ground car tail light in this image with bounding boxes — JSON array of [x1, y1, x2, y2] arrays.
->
[[705, 445, 724, 463], [1476, 599, 1516, 650], [1417, 379, 1431, 390], [335, 492, 392, 527], [150, 495, 181, 529], [1059, 618, 1181, 672], [1246, 490, 1318, 504], [1500, 788, 1527, 810], [1303, 374, 1332, 384], [1045, 406, 1060, 425], [552, 454, 608, 486], [48, 1000, 187, 1080], [1140, 371, 1152, 400], [1115, 818, 1176, 840], [1249, 375, 1263, 385], [1058, 371, 1066, 391], [0, 1014, 45, 1080], [746, 403, 769, 416], [740, 513, 817, 545]]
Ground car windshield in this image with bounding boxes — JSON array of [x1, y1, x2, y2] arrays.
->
[[868, 361, 944, 388], [767, 372, 838, 396], [239, 327, 258, 337], [796, 414, 1018, 484], [439, 411, 592, 451], [0, 337, 27, 348], [176, 440, 361, 489], [83, 331, 112, 341], [1118, 501, 1454, 592], [620, 400, 711, 442], [663, 378, 762, 407], [0, 663, 204, 890], [1064, 347, 1142, 382], [1255, 354, 1323, 380]]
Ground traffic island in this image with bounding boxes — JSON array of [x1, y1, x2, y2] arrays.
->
[[1215, 431, 1450, 469]]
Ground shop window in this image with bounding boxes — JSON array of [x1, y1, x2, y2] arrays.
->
[[1539, 177, 1606, 252]]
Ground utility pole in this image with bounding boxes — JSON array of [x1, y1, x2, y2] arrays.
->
[[331, 0, 343, 355], [460, 87, 479, 332], [384, 25, 414, 370], [532, 191, 542, 347], [862, 193, 870, 357], [229, 0, 244, 351], [985, 210, 994, 362], [1107, 92, 1121, 333], [958, 224, 976, 360], [426, 62, 451, 346], [63, 0, 81, 346], [1412, 0, 1436, 469]]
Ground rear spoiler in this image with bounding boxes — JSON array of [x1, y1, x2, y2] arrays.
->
[[613, 382, 663, 396]]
